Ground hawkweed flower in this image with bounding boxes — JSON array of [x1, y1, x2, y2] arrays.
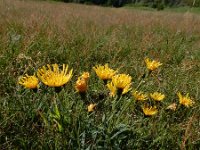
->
[[145, 58, 162, 71], [177, 92, 194, 107], [112, 74, 132, 95], [142, 105, 158, 116], [133, 91, 148, 101], [93, 64, 117, 84], [18, 74, 39, 90], [107, 82, 117, 97], [75, 77, 87, 93], [150, 92, 165, 102], [88, 104, 96, 112], [37, 64, 73, 88], [107, 74, 132, 96]]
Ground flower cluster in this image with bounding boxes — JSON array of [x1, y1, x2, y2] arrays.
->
[[18, 58, 195, 115], [133, 91, 165, 116], [19, 64, 73, 92]]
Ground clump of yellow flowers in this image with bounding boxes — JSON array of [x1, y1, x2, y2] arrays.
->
[[17, 59, 195, 118]]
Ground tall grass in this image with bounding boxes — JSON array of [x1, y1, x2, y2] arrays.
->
[[0, 0, 200, 149]]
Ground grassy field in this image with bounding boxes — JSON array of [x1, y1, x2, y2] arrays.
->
[[0, 0, 200, 149], [124, 4, 200, 14]]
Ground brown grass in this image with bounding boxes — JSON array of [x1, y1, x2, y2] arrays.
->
[[1, 0, 200, 34]]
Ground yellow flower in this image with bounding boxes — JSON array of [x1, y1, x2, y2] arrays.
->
[[18, 74, 39, 89], [133, 91, 148, 101], [75, 77, 87, 93], [87, 104, 96, 112], [37, 64, 73, 87], [145, 58, 162, 71], [107, 82, 117, 97], [112, 74, 132, 93], [177, 92, 194, 107], [107, 74, 132, 96], [81, 72, 90, 81], [150, 92, 165, 101], [93, 64, 117, 81], [142, 105, 158, 116]]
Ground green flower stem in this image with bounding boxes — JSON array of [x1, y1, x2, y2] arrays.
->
[[115, 98, 134, 125]]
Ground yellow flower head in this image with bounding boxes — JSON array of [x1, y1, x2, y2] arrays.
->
[[93, 64, 117, 81], [107, 74, 132, 96], [87, 104, 96, 112], [112, 74, 132, 90], [37, 64, 73, 87], [145, 58, 162, 71], [142, 105, 158, 116], [75, 77, 87, 93], [150, 92, 165, 101], [81, 72, 90, 81], [177, 92, 194, 107], [18, 74, 39, 89], [107, 82, 117, 97], [133, 91, 148, 101]]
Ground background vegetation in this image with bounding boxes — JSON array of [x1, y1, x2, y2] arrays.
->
[[49, 0, 200, 8], [0, 0, 200, 149]]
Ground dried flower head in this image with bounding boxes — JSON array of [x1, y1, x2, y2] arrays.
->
[[88, 104, 96, 112], [75, 78, 87, 93]]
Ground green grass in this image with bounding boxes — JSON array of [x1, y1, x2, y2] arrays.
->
[[0, 0, 200, 149]]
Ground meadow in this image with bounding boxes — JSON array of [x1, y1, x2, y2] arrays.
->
[[0, 0, 200, 149]]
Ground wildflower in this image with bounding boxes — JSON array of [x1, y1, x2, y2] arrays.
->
[[75, 77, 87, 93], [107, 82, 117, 97], [166, 103, 177, 111], [18, 74, 39, 89], [177, 92, 194, 107], [112, 74, 132, 94], [81, 72, 90, 81], [145, 58, 162, 71], [37, 64, 73, 87], [133, 91, 148, 101], [142, 105, 158, 116], [107, 74, 132, 96], [87, 104, 96, 112], [93, 64, 117, 83], [150, 92, 165, 101]]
